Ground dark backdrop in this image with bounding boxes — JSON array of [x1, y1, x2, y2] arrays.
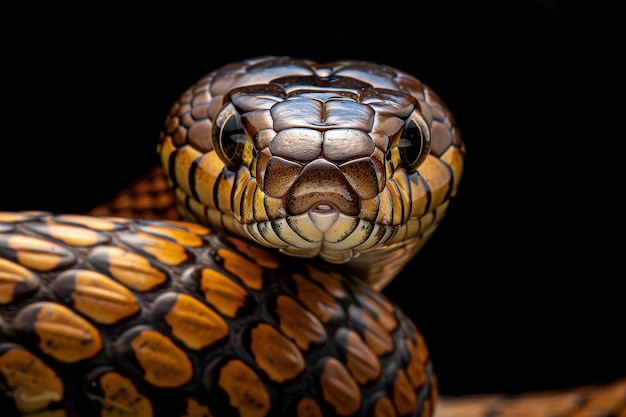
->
[[2, 2, 622, 396]]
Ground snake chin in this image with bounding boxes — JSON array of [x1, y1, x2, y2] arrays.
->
[[241, 208, 401, 265]]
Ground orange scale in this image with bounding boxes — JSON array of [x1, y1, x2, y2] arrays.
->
[[336, 328, 382, 385], [0, 234, 77, 272], [0, 258, 39, 304], [372, 396, 397, 417], [117, 326, 194, 389], [182, 397, 213, 417], [275, 294, 326, 350], [392, 369, 417, 416], [304, 263, 347, 299], [88, 246, 168, 292], [52, 214, 127, 231], [217, 248, 264, 290], [118, 231, 190, 266], [249, 322, 305, 383], [294, 396, 323, 417], [355, 290, 398, 333], [0, 344, 65, 413], [199, 268, 251, 318], [27, 222, 110, 247], [152, 292, 229, 350], [0, 212, 39, 223], [349, 305, 394, 356], [404, 341, 428, 390], [290, 273, 342, 323], [51, 269, 140, 325], [85, 369, 154, 417], [217, 359, 271, 417], [138, 223, 204, 247], [11, 302, 103, 363], [318, 357, 362, 416], [409, 329, 430, 365]]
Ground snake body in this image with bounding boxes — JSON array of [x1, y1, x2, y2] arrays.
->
[[0, 57, 624, 417]]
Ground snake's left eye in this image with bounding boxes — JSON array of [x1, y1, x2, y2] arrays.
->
[[212, 103, 247, 168], [397, 112, 431, 171]]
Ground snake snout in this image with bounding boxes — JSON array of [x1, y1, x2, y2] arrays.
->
[[285, 159, 359, 216]]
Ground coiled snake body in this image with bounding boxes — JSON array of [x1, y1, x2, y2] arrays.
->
[[0, 57, 624, 417]]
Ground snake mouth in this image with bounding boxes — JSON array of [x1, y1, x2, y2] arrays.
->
[[309, 202, 337, 213]]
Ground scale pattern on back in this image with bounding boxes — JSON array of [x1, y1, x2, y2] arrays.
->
[[0, 211, 435, 416]]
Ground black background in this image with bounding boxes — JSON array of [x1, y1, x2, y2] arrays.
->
[[2, 2, 623, 397]]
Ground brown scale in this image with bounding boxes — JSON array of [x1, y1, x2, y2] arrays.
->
[[0, 211, 436, 417]]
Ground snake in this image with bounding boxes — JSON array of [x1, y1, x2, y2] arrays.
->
[[0, 56, 624, 417]]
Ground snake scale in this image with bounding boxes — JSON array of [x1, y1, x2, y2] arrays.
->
[[1, 56, 624, 417]]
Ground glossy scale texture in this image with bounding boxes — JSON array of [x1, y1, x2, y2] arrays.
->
[[0, 212, 436, 417], [3, 56, 625, 417]]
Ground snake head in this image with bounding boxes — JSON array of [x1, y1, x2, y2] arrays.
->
[[159, 57, 463, 284]]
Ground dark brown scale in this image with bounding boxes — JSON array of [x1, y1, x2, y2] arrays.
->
[[262, 156, 303, 198], [0, 212, 435, 417], [339, 158, 380, 199]]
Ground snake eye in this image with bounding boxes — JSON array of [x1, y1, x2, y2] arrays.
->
[[212, 103, 247, 168], [397, 112, 431, 171]]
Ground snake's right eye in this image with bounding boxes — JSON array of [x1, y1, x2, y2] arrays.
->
[[212, 103, 247, 168], [397, 112, 431, 172]]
